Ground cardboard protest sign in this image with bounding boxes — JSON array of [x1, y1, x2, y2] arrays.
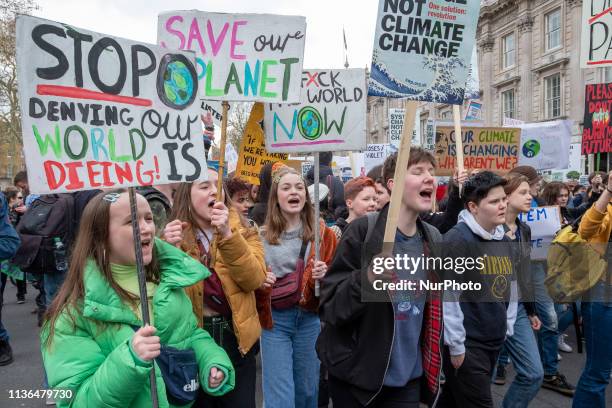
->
[[581, 0, 612, 67], [424, 119, 436, 151], [264, 68, 367, 153], [365, 143, 396, 174], [503, 117, 525, 127], [16, 16, 206, 194], [225, 143, 239, 173], [518, 206, 562, 260], [388, 108, 420, 148], [464, 101, 482, 121], [368, 0, 480, 104], [516, 120, 572, 171], [434, 126, 520, 176], [582, 83, 612, 154], [235, 103, 288, 185], [158, 11, 306, 103]]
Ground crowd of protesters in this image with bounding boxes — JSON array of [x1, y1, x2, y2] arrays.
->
[[1, 147, 611, 408]]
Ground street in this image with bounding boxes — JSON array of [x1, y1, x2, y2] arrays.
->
[[0, 281, 610, 407]]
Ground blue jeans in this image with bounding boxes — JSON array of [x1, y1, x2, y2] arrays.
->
[[573, 283, 612, 408], [556, 303, 580, 335], [501, 304, 544, 408], [261, 307, 321, 408], [532, 262, 559, 376], [44, 271, 66, 308]]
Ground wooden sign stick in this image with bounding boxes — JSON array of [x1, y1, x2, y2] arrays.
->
[[216, 101, 230, 201], [453, 104, 464, 196], [383, 101, 419, 250]]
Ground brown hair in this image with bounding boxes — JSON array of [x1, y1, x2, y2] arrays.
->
[[44, 189, 160, 346], [504, 174, 530, 196], [344, 177, 376, 201], [264, 166, 315, 245], [170, 175, 252, 232], [225, 177, 251, 199], [541, 182, 570, 206], [382, 147, 437, 188]]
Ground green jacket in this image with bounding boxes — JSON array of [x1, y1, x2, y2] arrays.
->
[[41, 239, 235, 408]]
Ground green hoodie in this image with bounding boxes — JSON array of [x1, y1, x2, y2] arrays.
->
[[41, 239, 235, 408]]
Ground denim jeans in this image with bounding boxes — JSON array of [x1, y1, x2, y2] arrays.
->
[[573, 282, 612, 408], [532, 262, 559, 376], [0, 273, 8, 341], [261, 306, 321, 408], [501, 304, 544, 408], [556, 303, 580, 335], [44, 270, 67, 308]]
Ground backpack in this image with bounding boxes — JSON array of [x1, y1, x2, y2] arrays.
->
[[545, 218, 608, 302], [13, 194, 76, 274]]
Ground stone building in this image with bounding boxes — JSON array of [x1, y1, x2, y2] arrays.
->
[[367, 0, 608, 174]]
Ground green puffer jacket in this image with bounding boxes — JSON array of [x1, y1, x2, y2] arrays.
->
[[41, 239, 235, 408]]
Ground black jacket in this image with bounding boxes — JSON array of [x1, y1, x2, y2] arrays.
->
[[306, 165, 345, 213], [318, 205, 444, 406], [514, 219, 536, 316], [421, 182, 463, 234]]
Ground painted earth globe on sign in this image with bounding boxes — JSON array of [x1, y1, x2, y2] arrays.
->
[[163, 61, 194, 106], [299, 107, 322, 140]]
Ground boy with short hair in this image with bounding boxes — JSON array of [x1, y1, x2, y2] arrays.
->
[[318, 148, 444, 407], [439, 171, 515, 408]]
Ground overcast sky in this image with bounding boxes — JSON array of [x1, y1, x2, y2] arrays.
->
[[34, 0, 378, 70]]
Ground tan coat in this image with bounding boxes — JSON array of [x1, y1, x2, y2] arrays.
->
[[183, 209, 269, 355]]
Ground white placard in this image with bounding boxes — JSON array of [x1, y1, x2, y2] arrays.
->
[[158, 11, 306, 103], [518, 206, 562, 260], [388, 108, 421, 149], [264, 68, 367, 153], [17, 16, 206, 194], [581, 1, 612, 67], [515, 120, 572, 171]]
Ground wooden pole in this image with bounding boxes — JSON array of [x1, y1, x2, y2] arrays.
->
[[128, 187, 158, 408], [453, 104, 464, 196], [216, 101, 230, 201], [314, 153, 321, 297], [383, 101, 419, 250]]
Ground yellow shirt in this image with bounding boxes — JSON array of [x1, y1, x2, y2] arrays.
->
[[110, 263, 158, 326]]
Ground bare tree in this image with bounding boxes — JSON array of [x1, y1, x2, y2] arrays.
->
[[0, 0, 38, 149], [227, 102, 253, 152]]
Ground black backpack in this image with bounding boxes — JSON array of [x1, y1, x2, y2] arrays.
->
[[13, 194, 76, 274]]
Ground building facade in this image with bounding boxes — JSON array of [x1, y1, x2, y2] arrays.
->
[[367, 0, 608, 175]]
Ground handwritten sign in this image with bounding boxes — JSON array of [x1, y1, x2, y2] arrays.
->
[[17, 16, 205, 194], [434, 126, 520, 176], [235, 103, 288, 185], [264, 68, 367, 153], [365, 143, 396, 174], [368, 0, 480, 104], [158, 11, 306, 103], [582, 83, 612, 154], [581, 0, 612, 67], [518, 206, 562, 260]]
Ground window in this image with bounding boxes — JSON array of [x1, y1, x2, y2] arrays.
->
[[502, 33, 515, 69], [502, 89, 516, 119], [545, 9, 561, 51], [440, 110, 451, 120], [544, 73, 561, 118], [6, 163, 13, 179]]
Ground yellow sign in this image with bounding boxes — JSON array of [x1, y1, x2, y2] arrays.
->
[[236, 103, 289, 185]]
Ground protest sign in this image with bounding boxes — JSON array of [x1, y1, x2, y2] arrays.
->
[[235, 103, 288, 185], [364, 143, 396, 174], [368, 0, 480, 104], [388, 108, 421, 148], [464, 101, 482, 121], [16, 16, 206, 194], [434, 126, 520, 176], [582, 83, 612, 154], [225, 143, 239, 173], [158, 11, 306, 103], [424, 119, 436, 151], [518, 206, 562, 260], [516, 120, 572, 171], [301, 161, 314, 179], [503, 117, 525, 127], [264, 68, 367, 153], [581, 0, 612, 67]]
